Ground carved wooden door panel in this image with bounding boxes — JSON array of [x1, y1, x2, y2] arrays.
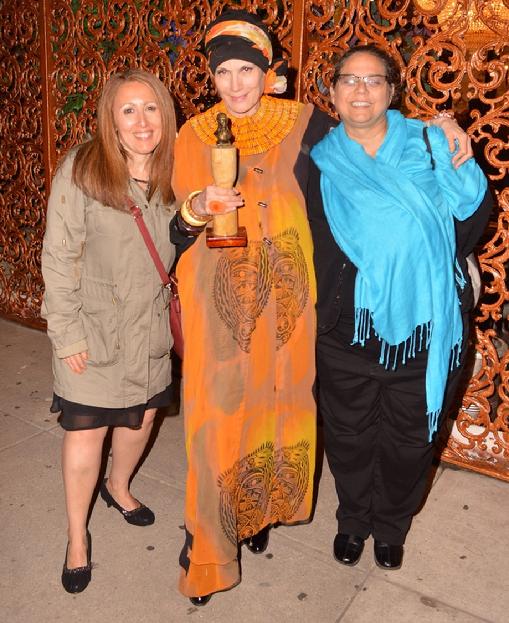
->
[[0, 0, 507, 478]]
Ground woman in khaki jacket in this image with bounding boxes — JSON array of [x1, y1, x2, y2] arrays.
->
[[42, 70, 177, 594]]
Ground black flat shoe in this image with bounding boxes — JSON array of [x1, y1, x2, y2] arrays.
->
[[333, 533, 365, 566], [100, 478, 155, 526], [189, 594, 212, 606], [245, 525, 270, 554], [61, 532, 92, 594], [374, 540, 403, 570]]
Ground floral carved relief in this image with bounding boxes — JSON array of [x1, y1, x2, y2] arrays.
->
[[1, 0, 507, 478]]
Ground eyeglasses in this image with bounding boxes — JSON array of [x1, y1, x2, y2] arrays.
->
[[336, 74, 387, 88]]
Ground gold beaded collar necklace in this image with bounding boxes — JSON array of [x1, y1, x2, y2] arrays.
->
[[190, 96, 300, 156]]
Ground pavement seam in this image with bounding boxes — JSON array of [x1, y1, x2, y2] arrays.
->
[[0, 426, 55, 452], [132, 471, 186, 495], [367, 570, 497, 623], [273, 530, 372, 575], [1, 409, 60, 431], [334, 568, 372, 622]]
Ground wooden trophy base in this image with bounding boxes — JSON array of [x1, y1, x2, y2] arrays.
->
[[206, 226, 248, 248]]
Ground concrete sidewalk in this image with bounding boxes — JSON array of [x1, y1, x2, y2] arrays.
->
[[1, 317, 507, 623]]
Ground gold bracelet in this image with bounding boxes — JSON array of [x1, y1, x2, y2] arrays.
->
[[180, 203, 208, 227], [179, 191, 211, 227], [187, 190, 213, 223]]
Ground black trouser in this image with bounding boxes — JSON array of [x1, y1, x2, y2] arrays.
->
[[317, 321, 467, 545]]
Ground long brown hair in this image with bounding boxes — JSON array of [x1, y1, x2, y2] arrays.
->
[[72, 69, 176, 210]]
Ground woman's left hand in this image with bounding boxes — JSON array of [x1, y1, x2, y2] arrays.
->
[[63, 351, 88, 374], [430, 116, 473, 169]]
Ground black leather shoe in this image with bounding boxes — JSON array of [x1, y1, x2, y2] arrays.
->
[[189, 594, 212, 606], [333, 533, 365, 566], [245, 525, 270, 554], [374, 540, 403, 570], [100, 478, 155, 526], [61, 532, 92, 594]]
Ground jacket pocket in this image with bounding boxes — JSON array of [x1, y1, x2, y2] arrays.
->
[[80, 277, 120, 366], [149, 287, 171, 359], [90, 205, 127, 236]]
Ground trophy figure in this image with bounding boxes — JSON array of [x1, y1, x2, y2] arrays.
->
[[206, 112, 247, 248]]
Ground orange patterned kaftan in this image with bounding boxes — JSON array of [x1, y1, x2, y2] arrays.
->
[[172, 96, 317, 597]]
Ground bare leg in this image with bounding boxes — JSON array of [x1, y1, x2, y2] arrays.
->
[[62, 427, 108, 568], [105, 408, 157, 509]]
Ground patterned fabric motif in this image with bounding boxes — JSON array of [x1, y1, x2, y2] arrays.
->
[[214, 228, 309, 352], [218, 440, 310, 544]]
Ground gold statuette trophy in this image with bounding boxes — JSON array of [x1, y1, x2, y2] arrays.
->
[[206, 112, 247, 248]]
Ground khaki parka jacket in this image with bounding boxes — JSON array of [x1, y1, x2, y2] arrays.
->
[[41, 150, 176, 408]]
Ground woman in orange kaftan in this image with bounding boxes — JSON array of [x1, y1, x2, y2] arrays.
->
[[170, 10, 317, 605]]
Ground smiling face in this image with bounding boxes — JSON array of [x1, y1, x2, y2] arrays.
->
[[330, 51, 395, 134], [112, 80, 162, 158], [213, 59, 266, 118]]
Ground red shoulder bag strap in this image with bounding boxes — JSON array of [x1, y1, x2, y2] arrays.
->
[[126, 196, 171, 288]]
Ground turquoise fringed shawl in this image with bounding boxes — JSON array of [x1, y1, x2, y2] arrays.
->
[[311, 110, 487, 440]]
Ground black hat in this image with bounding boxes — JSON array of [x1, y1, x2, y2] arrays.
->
[[204, 10, 272, 73]]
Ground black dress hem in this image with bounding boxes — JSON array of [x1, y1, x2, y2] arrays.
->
[[50, 385, 173, 431]]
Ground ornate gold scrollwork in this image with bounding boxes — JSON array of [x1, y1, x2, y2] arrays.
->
[[0, 0, 507, 479]]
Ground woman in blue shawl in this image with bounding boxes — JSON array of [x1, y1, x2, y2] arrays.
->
[[309, 44, 492, 570]]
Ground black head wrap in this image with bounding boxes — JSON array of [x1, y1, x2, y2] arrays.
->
[[204, 10, 272, 74]]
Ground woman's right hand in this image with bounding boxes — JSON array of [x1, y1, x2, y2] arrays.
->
[[63, 351, 89, 374], [191, 186, 244, 217]]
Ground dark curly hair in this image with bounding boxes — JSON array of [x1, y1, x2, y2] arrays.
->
[[332, 44, 402, 106]]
